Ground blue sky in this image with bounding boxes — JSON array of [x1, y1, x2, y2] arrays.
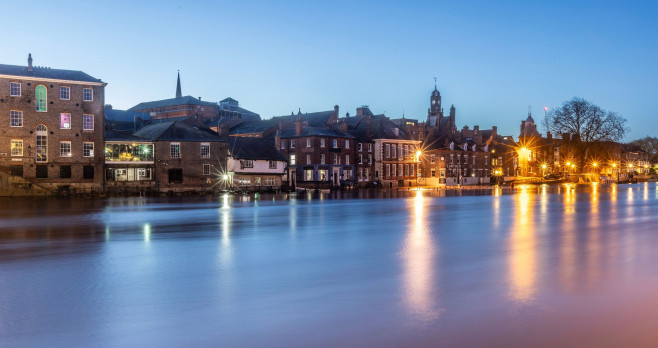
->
[[3, 0, 657, 140]]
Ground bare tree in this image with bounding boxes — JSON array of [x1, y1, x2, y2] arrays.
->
[[543, 97, 628, 162], [630, 136, 658, 161]]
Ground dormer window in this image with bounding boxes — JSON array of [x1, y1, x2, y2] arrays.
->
[[463, 143, 468, 151]]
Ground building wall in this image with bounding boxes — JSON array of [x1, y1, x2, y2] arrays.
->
[[153, 140, 227, 192], [374, 139, 421, 188], [280, 135, 356, 186], [0, 76, 105, 192], [227, 158, 287, 191]]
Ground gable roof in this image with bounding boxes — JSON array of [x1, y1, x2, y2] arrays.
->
[[0, 64, 104, 84], [227, 137, 287, 161], [133, 121, 223, 142], [105, 109, 151, 123], [128, 96, 217, 111], [278, 126, 354, 139], [229, 119, 279, 135], [105, 130, 151, 142], [272, 110, 335, 127]]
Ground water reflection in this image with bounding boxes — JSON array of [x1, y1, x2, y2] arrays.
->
[[508, 186, 538, 303], [401, 190, 439, 321]]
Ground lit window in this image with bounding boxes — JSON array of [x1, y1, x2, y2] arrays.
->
[[10, 110, 23, 127], [35, 125, 48, 162], [170, 143, 181, 158], [10, 82, 21, 96], [203, 164, 211, 175], [60, 113, 71, 129], [60, 86, 70, 100], [83, 114, 94, 130], [83, 142, 94, 157], [83, 88, 93, 101], [265, 177, 275, 186], [10, 140, 23, 156], [345, 140, 349, 148], [431, 154, 436, 164], [35, 85, 47, 112], [200, 143, 210, 158], [290, 154, 296, 165], [60, 142, 72, 157]]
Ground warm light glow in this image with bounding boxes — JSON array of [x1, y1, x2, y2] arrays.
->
[[566, 161, 571, 166], [415, 150, 422, 162], [612, 163, 617, 168], [628, 164, 633, 168], [571, 164, 575, 168], [541, 164, 547, 169], [592, 162, 597, 167], [222, 174, 229, 180]]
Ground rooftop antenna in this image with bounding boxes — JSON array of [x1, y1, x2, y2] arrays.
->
[[434, 77, 437, 90]]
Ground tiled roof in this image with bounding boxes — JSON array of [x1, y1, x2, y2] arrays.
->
[[228, 137, 287, 161], [133, 121, 224, 142], [229, 119, 278, 135], [345, 115, 414, 140], [105, 109, 151, 123], [105, 130, 151, 142], [272, 110, 334, 127], [128, 96, 217, 111], [0, 64, 104, 83]]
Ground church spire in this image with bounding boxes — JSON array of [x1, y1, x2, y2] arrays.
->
[[175, 70, 182, 98]]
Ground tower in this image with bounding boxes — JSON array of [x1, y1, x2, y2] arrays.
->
[[175, 70, 182, 98], [430, 78, 442, 117]]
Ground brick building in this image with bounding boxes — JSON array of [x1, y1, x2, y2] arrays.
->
[[0, 54, 106, 193]]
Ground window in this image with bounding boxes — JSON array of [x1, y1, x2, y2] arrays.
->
[[431, 154, 436, 164], [83, 88, 93, 101], [203, 164, 211, 175], [307, 138, 312, 147], [10, 110, 23, 127], [10, 82, 21, 96], [345, 155, 349, 165], [254, 177, 261, 186], [386, 164, 390, 177], [398, 145, 403, 159], [358, 143, 362, 152], [35, 85, 47, 112], [83, 114, 94, 130], [36, 165, 48, 178], [450, 154, 454, 164], [60, 86, 70, 100], [368, 154, 372, 164], [269, 160, 277, 169], [385, 144, 390, 158], [358, 168, 363, 181], [11, 140, 23, 156], [306, 154, 311, 164], [265, 177, 275, 186], [200, 143, 210, 158], [404, 164, 409, 177], [290, 154, 296, 165], [35, 125, 47, 162], [392, 164, 396, 177], [60, 166, 72, 179], [345, 140, 349, 148], [391, 145, 396, 159], [358, 154, 363, 164], [368, 144, 372, 152], [280, 141, 285, 150], [83, 142, 94, 157], [170, 143, 180, 158], [320, 154, 325, 164], [399, 164, 403, 176], [242, 160, 253, 168], [168, 168, 183, 183], [290, 140, 295, 149], [410, 165, 414, 177], [333, 139, 338, 148], [60, 141, 72, 157], [10, 165, 23, 177], [333, 153, 338, 164], [404, 145, 408, 159], [365, 168, 369, 180], [60, 113, 71, 129], [305, 169, 313, 181], [320, 138, 325, 147], [431, 169, 436, 177]]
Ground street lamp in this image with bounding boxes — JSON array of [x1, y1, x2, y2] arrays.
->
[[541, 163, 547, 178]]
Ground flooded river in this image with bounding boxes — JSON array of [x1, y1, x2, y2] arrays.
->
[[1, 183, 658, 347]]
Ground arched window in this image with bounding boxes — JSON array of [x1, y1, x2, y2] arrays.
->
[[36, 125, 48, 162], [35, 85, 47, 112]]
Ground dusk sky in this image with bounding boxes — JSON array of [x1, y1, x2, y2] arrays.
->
[[4, 0, 656, 140]]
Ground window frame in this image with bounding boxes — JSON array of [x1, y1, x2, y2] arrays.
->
[[10, 110, 23, 127], [83, 142, 94, 157], [200, 143, 210, 158], [170, 142, 181, 158], [203, 164, 211, 175], [35, 85, 47, 112], [10, 82, 21, 96], [60, 86, 70, 100], [10, 139, 23, 157], [83, 114, 94, 131], [83, 88, 93, 101], [60, 113, 72, 129], [60, 141, 72, 157]]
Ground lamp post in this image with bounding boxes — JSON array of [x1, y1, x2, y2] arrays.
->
[[415, 150, 422, 187]]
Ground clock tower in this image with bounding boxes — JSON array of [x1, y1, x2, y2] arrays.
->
[[430, 80, 442, 117]]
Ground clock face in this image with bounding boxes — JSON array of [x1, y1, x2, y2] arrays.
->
[[432, 100, 436, 105]]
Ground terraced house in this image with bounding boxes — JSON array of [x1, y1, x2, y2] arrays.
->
[[0, 54, 106, 195]]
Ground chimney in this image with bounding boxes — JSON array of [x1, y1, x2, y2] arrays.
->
[[295, 115, 303, 136], [332, 105, 339, 124], [28, 53, 33, 72], [492, 126, 498, 137], [219, 123, 229, 138], [547, 131, 552, 140], [275, 130, 281, 150], [340, 120, 347, 133], [474, 125, 479, 134]]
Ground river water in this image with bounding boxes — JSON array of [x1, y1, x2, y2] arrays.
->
[[1, 183, 658, 347]]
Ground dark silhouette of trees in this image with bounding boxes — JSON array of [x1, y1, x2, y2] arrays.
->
[[543, 97, 628, 164], [630, 136, 658, 162]]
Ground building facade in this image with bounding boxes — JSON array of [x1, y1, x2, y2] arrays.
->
[[0, 54, 106, 194]]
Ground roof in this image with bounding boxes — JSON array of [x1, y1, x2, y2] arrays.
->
[[227, 137, 287, 161], [345, 114, 415, 140], [105, 130, 151, 142], [128, 96, 217, 111], [133, 121, 224, 142], [229, 119, 279, 135], [220, 97, 238, 104], [104, 108, 151, 123], [0, 64, 104, 84], [273, 110, 335, 127], [279, 126, 354, 139]]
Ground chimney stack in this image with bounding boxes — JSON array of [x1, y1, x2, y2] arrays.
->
[[28, 53, 33, 72], [275, 130, 281, 150], [295, 116, 303, 136], [492, 126, 498, 137]]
